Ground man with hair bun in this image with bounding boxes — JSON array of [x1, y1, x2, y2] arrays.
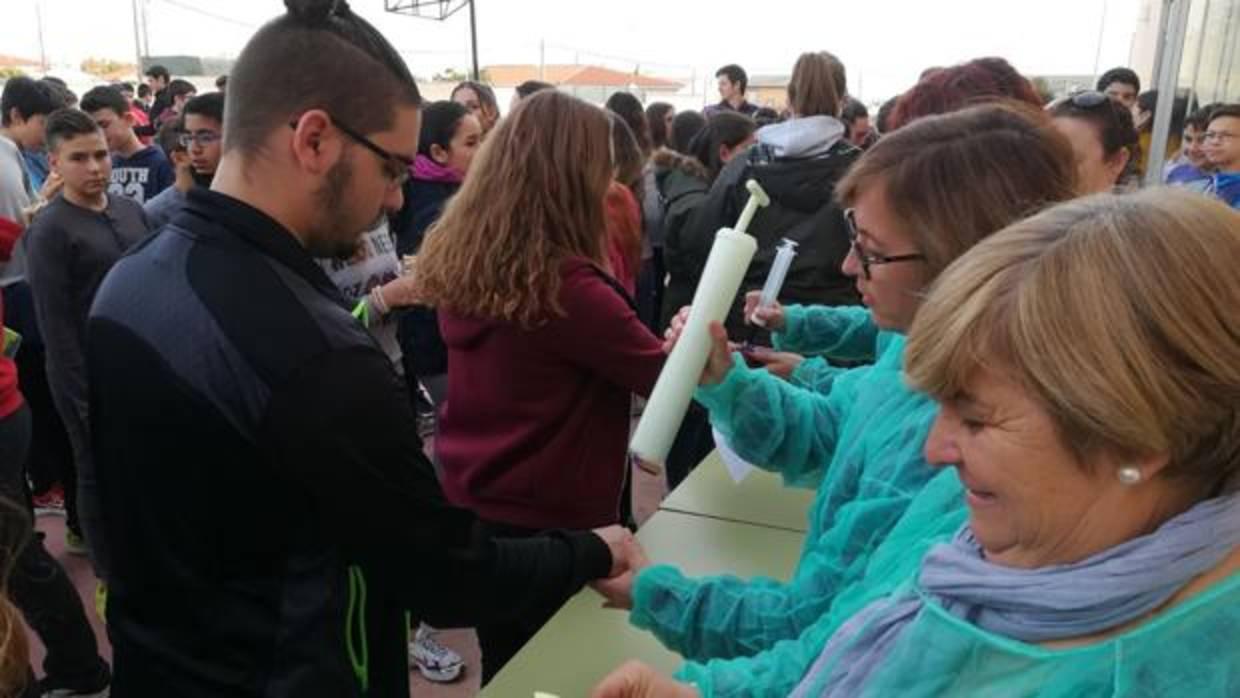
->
[[86, 2, 636, 696]]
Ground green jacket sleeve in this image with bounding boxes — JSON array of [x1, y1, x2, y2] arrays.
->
[[694, 355, 869, 488], [773, 304, 878, 362], [666, 471, 970, 698]]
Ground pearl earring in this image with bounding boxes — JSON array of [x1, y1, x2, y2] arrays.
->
[[1118, 466, 1142, 485]]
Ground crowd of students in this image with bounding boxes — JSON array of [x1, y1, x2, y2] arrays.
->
[[0, 0, 1237, 696]]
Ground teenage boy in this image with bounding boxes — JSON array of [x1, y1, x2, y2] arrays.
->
[[704, 63, 761, 118], [1202, 104, 1240, 208], [25, 109, 151, 578], [144, 92, 225, 227], [81, 85, 175, 204]]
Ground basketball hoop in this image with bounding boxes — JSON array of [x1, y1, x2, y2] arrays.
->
[[383, 0, 480, 80]]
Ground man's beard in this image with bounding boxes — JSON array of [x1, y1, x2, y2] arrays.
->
[[307, 158, 374, 261]]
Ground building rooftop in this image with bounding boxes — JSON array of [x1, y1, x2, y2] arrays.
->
[[485, 64, 682, 90]]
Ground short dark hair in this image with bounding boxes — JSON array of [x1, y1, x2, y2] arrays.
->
[[841, 97, 869, 124], [225, 0, 421, 155], [156, 117, 187, 157], [45, 108, 103, 151], [690, 111, 756, 180], [1207, 103, 1240, 126], [1185, 103, 1220, 130], [114, 81, 135, 95], [1, 76, 59, 126], [146, 64, 170, 81], [715, 64, 748, 94], [41, 79, 76, 109], [168, 79, 197, 102], [1096, 67, 1140, 94], [81, 85, 130, 118], [669, 110, 706, 154], [515, 80, 553, 99], [1049, 93, 1139, 158], [215, 75, 228, 90], [184, 92, 225, 123], [138, 84, 152, 99], [605, 91, 651, 155], [417, 100, 468, 157]]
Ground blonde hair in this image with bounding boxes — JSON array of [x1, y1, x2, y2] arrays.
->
[[413, 90, 613, 327], [787, 51, 847, 118], [837, 102, 1078, 280], [906, 189, 1240, 490], [0, 499, 29, 697], [0, 596, 27, 697]]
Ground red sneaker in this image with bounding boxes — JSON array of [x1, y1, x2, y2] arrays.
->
[[32, 484, 66, 516]]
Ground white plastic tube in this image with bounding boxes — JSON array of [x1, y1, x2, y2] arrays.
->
[[630, 228, 757, 465], [750, 238, 798, 327]]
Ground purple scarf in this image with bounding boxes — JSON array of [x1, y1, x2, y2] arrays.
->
[[411, 154, 463, 184]]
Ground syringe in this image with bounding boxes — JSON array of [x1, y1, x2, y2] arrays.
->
[[749, 238, 798, 327]]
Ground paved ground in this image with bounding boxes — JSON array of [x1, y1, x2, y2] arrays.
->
[[27, 460, 669, 697]]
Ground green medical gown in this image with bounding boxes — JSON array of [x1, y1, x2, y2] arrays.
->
[[629, 305, 961, 695]]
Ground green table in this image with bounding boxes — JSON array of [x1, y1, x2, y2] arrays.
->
[[481, 510, 805, 697], [660, 451, 816, 533]]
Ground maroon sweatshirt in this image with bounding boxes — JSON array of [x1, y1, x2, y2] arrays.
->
[[435, 257, 666, 530]]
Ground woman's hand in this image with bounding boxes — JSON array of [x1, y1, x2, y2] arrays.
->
[[743, 346, 805, 381], [590, 661, 701, 698], [662, 307, 735, 386], [589, 537, 650, 610], [743, 290, 786, 331]]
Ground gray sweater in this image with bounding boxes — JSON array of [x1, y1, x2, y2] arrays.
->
[[0, 134, 32, 286], [25, 194, 150, 464]]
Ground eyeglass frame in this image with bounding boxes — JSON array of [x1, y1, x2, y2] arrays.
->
[[1202, 130, 1238, 143], [843, 208, 927, 280], [177, 130, 222, 149], [287, 113, 413, 187]]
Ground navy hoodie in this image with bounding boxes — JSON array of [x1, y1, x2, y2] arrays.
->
[[110, 145, 175, 205]]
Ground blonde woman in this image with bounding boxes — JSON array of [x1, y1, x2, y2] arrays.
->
[[594, 189, 1240, 697], [413, 89, 666, 681]]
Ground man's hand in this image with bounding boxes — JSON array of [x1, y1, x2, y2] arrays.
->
[[591, 525, 639, 579], [38, 172, 63, 202], [589, 535, 649, 610], [590, 661, 701, 698]]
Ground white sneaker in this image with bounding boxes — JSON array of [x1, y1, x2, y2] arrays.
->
[[409, 624, 464, 683]]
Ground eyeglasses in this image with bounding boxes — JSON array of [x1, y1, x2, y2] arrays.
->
[[177, 131, 221, 148], [844, 208, 926, 280], [1203, 130, 1238, 143], [288, 114, 413, 188]]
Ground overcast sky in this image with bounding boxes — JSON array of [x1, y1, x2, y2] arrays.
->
[[2, 0, 1143, 101]]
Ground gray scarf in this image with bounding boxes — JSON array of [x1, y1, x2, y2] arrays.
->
[[792, 491, 1240, 697]]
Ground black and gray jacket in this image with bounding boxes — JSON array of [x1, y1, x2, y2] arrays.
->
[[87, 188, 610, 698]]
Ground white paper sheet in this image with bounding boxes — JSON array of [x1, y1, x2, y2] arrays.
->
[[713, 428, 757, 483]]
